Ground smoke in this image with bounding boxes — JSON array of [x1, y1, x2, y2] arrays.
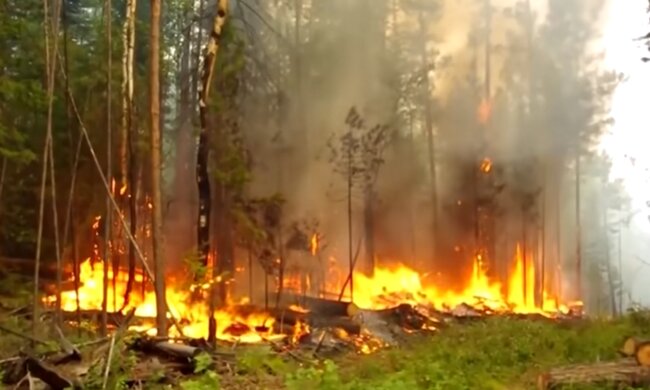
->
[[165, 0, 636, 308]]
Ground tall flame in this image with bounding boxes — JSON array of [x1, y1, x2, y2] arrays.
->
[[338, 243, 568, 316], [48, 258, 281, 343], [310, 233, 319, 256]]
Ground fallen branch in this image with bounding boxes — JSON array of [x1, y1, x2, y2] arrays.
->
[[101, 334, 116, 390], [23, 354, 74, 390]]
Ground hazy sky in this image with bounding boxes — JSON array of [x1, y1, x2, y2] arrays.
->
[[601, 0, 650, 306]]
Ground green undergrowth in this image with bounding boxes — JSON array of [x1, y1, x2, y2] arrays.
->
[[244, 313, 650, 390], [1, 289, 650, 390]]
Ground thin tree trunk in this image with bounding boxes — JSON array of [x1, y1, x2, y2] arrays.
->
[[122, 0, 137, 308], [101, 0, 113, 336], [0, 158, 6, 209], [418, 13, 438, 265], [35, 0, 62, 339], [363, 189, 375, 274], [48, 0, 63, 326], [556, 181, 562, 301], [150, 0, 167, 337], [602, 180, 617, 316], [618, 219, 623, 313], [197, 0, 229, 344], [347, 126, 354, 301], [522, 207, 528, 306], [575, 152, 582, 301]]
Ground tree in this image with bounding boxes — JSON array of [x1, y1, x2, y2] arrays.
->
[[150, 0, 167, 337]]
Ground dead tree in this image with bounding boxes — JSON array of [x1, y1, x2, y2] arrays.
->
[[196, 0, 229, 344]]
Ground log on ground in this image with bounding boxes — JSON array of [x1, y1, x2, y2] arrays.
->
[[537, 358, 650, 389], [275, 293, 359, 317], [269, 307, 361, 335], [23, 354, 75, 390]]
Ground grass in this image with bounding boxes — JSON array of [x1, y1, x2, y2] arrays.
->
[[279, 313, 650, 390]]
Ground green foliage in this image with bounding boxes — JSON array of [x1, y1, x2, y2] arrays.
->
[[278, 316, 650, 390], [183, 249, 208, 280], [179, 371, 220, 390], [285, 360, 343, 390], [193, 352, 213, 374], [237, 345, 289, 376]]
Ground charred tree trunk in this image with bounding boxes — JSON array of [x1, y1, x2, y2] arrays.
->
[[197, 0, 229, 344], [150, 0, 167, 337], [363, 189, 375, 274]]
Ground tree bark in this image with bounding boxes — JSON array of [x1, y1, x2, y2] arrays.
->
[[149, 0, 167, 337], [418, 13, 438, 266], [575, 152, 582, 301], [101, 0, 113, 337], [197, 0, 229, 343], [122, 0, 138, 308]]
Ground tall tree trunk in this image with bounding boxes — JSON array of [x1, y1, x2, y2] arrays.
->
[[122, 0, 138, 307], [618, 219, 623, 312], [347, 127, 354, 301], [150, 0, 167, 337], [602, 180, 617, 316], [418, 13, 438, 266], [197, 0, 229, 343], [101, 0, 113, 336], [35, 0, 62, 338], [363, 189, 375, 274], [575, 152, 582, 301]]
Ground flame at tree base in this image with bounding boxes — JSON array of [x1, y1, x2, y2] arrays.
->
[[44, 244, 578, 346]]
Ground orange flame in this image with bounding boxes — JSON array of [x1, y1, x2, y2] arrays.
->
[[480, 158, 492, 173], [337, 243, 569, 316], [310, 233, 319, 256], [478, 98, 491, 124], [47, 258, 283, 343]]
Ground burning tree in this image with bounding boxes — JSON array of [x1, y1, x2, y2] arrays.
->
[[327, 107, 390, 297]]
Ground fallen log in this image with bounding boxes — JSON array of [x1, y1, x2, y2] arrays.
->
[[269, 307, 361, 335], [358, 304, 437, 330], [620, 337, 643, 357], [132, 338, 202, 360], [23, 354, 75, 390], [636, 342, 650, 367], [276, 294, 359, 317], [55, 310, 155, 328], [537, 358, 650, 390]]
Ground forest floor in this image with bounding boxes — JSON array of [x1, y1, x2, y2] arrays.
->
[[0, 275, 646, 390]]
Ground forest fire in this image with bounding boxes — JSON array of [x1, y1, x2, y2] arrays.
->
[[334, 244, 571, 316], [44, 240, 577, 351], [44, 258, 284, 343]]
